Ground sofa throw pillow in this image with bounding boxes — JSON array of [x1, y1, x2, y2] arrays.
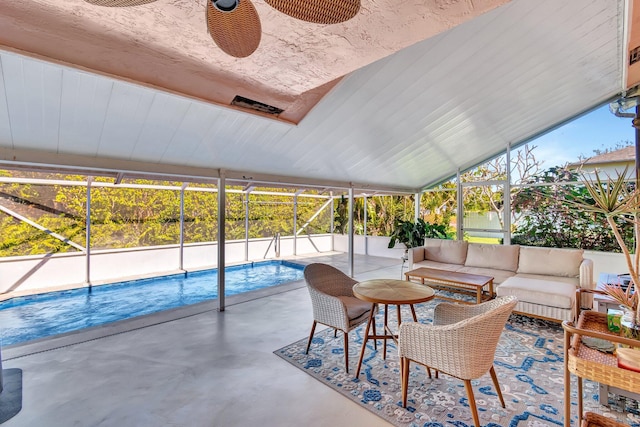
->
[[423, 239, 468, 265], [517, 246, 583, 277], [464, 243, 520, 272]]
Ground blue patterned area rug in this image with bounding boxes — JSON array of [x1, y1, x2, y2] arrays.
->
[[275, 301, 640, 427]]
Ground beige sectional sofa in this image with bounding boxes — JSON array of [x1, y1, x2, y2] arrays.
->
[[408, 239, 594, 321]]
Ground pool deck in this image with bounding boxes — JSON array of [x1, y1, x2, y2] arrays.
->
[[0, 252, 403, 426]]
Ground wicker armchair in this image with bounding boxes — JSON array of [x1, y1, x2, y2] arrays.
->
[[398, 295, 517, 427], [304, 263, 376, 373]]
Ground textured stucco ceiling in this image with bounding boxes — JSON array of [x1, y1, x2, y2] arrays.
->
[[0, 0, 509, 123]]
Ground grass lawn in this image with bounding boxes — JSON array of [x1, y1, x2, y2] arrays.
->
[[465, 236, 502, 244]]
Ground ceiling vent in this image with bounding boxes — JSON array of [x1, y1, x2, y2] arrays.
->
[[231, 95, 284, 116], [630, 46, 640, 66]]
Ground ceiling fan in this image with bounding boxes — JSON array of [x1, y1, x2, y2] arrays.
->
[[83, 0, 361, 58]]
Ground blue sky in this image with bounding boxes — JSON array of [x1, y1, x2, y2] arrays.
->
[[529, 104, 635, 168]]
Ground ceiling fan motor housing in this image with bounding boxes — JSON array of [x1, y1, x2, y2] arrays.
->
[[212, 0, 239, 12]]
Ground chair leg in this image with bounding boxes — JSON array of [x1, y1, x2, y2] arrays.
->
[[355, 308, 376, 378], [489, 365, 505, 408], [334, 329, 337, 338], [304, 320, 318, 354], [343, 331, 349, 373], [401, 357, 410, 407], [463, 380, 481, 427], [305, 321, 317, 354]]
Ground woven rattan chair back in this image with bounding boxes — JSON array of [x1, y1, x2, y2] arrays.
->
[[303, 263, 370, 373], [304, 263, 357, 297], [399, 295, 517, 427]]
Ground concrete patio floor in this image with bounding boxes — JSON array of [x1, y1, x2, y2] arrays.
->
[[0, 253, 404, 426]]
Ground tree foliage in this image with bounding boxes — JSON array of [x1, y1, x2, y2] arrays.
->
[[511, 167, 635, 252], [388, 218, 449, 249], [0, 172, 332, 257], [587, 139, 633, 157], [461, 144, 541, 230], [420, 184, 456, 236], [1, 140, 636, 259], [334, 194, 419, 236]]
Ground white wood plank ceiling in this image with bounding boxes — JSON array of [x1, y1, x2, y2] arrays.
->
[[0, 0, 626, 192]]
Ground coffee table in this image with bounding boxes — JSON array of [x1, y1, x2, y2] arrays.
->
[[404, 267, 494, 304], [352, 279, 435, 378]]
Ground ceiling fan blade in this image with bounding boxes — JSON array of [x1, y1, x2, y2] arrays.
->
[[264, 0, 360, 24], [206, 0, 261, 58], [83, 0, 157, 6]]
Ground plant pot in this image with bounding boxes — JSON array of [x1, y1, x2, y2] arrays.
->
[[617, 347, 640, 372], [621, 319, 640, 347], [620, 305, 636, 323]]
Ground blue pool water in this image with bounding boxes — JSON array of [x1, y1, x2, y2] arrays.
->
[[0, 260, 305, 346]]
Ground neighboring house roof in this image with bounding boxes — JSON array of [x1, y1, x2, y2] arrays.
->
[[580, 146, 636, 165], [567, 146, 636, 169], [567, 146, 638, 180]]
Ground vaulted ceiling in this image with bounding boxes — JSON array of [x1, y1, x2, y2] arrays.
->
[[0, 0, 635, 192]]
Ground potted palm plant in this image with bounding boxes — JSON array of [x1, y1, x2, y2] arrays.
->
[[566, 168, 640, 331]]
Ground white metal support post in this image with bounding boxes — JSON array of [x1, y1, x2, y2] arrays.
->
[[293, 190, 303, 256], [86, 177, 92, 286], [217, 173, 226, 312], [245, 194, 249, 261], [348, 187, 354, 277], [363, 195, 368, 255], [179, 183, 187, 270], [504, 144, 512, 245], [293, 194, 297, 256], [456, 169, 463, 241], [415, 192, 421, 222], [244, 186, 253, 262], [330, 192, 335, 251]]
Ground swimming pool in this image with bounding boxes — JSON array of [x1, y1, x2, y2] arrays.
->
[[0, 260, 305, 346]]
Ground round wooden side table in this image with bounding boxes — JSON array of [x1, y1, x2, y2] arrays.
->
[[353, 279, 435, 378]]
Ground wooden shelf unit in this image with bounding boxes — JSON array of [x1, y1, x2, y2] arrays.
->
[[562, 311, 640, 427]]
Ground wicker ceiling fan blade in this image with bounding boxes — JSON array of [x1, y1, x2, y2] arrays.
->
[[206, 0, 262, 58], [83, 0, 158, 6], [264, 0, 360, 24]]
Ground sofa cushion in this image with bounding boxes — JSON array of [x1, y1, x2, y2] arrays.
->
[[456, 266, 516, 284], [514, 273, 579, 286], [423, 239, 468, 265], [464, 243, 520, 272], [517, 246, 583, 278], [413, 260, 464, 272], [496, 277, 575, 309]]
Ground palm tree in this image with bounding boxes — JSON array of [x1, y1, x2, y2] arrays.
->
[[567, 168, 639, 324]]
